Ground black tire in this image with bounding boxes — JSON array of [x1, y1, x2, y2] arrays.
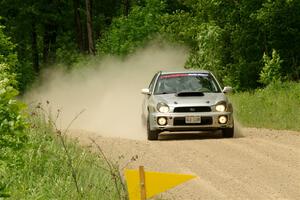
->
[[222, 127, 234, 138], [147, 119, 159, 140]]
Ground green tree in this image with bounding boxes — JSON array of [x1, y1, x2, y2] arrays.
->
[[186, 24, 225, 76], [97, 0, 165, 55], [255, 0, 300, 80], [0, 26, 27, 197], [259, 49, 283, 86], [160, 0, 266, 89], [0, 0, 299, 91], [0, 25, 18, 72]]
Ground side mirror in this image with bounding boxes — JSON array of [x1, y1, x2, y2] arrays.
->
[[141, 88, 151, 95], [222, 86, 233, 93]]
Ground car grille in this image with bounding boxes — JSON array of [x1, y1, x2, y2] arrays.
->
[[173, 106, 211, 112], [173, 117, 213, 126]]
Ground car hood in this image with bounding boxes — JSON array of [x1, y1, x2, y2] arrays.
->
[[153, 93, 227, 107]]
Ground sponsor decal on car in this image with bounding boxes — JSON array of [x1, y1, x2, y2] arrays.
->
[[160, 73, 208, 79]]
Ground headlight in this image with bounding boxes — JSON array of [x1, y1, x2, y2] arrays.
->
[[216, 104, 226, 112], [157, 103, 169, 113]]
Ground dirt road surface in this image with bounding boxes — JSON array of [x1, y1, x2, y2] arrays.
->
[[71, 127, 300, 200]]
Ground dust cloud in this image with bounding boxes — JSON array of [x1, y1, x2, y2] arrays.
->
[[233, 120, 244, 138], [25, 44, 187, 140]]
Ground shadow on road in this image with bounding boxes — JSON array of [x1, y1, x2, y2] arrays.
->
[[158, 130, 223, 140], [158, 128, 244, 140]]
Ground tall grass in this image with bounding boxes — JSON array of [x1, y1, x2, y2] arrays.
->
[[2, 106, 127, 199], [230, 81, 300, 131]]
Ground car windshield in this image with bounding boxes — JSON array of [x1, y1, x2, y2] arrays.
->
[[154, 73, 221, 95]]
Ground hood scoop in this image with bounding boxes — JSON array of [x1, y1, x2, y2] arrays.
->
[[176, 91, 204, 97]]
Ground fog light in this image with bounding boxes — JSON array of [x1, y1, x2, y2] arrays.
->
[[218, 116, 228, 124], [157, 117, 167, 126]]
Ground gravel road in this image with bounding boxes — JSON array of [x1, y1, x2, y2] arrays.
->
[[71, 127, 300, 200]]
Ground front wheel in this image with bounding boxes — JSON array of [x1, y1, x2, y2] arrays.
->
[[147, 119, 159, 140], [222, 127, 234, 138]]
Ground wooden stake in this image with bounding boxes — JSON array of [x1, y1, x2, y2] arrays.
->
[[139, 166, 147, 200]]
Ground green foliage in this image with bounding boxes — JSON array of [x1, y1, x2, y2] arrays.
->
[[2, 0, 300, 91], [0, 63, 27, 197], [0, 25, 26, 153], [2, 106, 126, 199], [160, 8, 226, 77], [259, 49, 283, 86], [0, 64, 27, 150], [56, 37, 85, 67], [186, 24, 225, 78], [97, 0, 165, 56], [0, 22, 34, 92], [160, 10, 198, 46], [255, 0, 300, 79], [230, 81, 300, 131], [16, 60, 36, 92], [0, 64, 27, 151], [159, 0, 266, 89], [0, 25, 18, 72], [0, 27, 27, 197]]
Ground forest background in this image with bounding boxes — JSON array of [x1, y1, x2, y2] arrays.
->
[[1, 0, 300, 198], [1, 0, 299, 91]]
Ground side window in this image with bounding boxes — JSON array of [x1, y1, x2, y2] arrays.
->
[[149, 73, 159, 92]]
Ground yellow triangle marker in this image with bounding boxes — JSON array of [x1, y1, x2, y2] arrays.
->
[[125, 167, 196, 200]]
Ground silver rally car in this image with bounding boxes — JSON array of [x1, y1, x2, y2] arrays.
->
[[141, 70, 234, 140]]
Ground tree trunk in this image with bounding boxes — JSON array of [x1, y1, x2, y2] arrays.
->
[[123, 0, 130, 16], [31, 21, 39, 73], [73, 0, 84, 52], [85, 0, 95, 55], [43, 23, 57, 65]]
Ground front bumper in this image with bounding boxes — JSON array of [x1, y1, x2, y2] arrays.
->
[[149, 112, 234, 132]]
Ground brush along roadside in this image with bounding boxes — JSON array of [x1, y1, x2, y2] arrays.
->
[[3, 101, 128, 200]]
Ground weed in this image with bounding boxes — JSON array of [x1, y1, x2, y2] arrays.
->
[[3, 102, 128, 199], [230, 81, 300, 131]]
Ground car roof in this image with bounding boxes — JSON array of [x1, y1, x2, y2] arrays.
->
[[160, 70, 211, 75]]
